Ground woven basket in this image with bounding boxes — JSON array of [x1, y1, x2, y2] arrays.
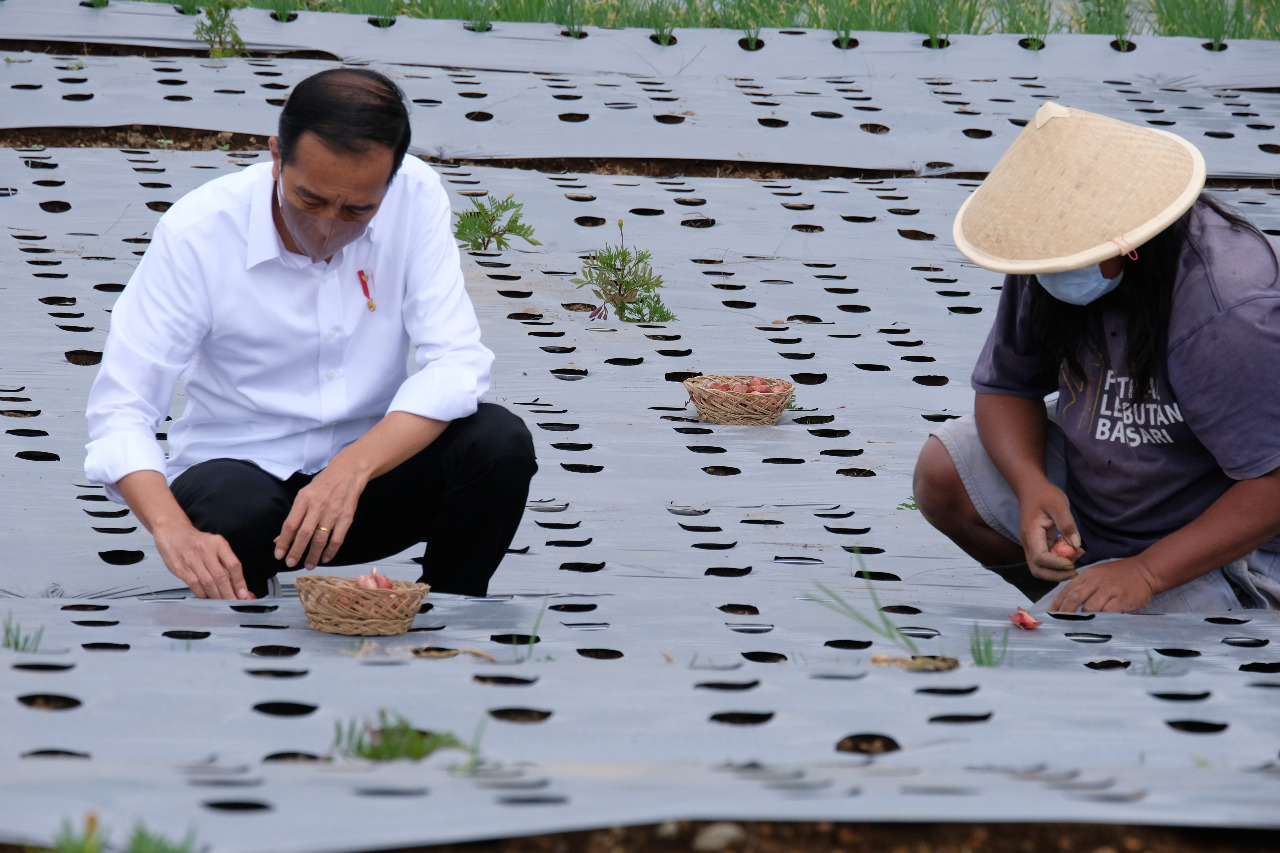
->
[[683, 375, 794, 426], [295, 575, 430, 636]]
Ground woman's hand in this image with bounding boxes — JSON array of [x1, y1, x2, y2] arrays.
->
[[1017, 480, 1084, 582], [1050, 558, 1157, 612]]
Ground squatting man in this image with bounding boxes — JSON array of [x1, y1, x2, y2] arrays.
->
[[85, 69, 537, 600]]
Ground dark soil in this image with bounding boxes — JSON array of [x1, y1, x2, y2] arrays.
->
[[8, 820, 1275, 853]]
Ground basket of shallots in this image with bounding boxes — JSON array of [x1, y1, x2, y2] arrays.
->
[[683, 374, 794, 426], [295, 570, 429, 636]]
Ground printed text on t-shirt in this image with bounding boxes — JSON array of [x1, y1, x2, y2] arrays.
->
[[1093, 370, 1184, 447]]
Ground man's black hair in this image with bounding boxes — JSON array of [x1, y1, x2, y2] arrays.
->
[[277, 68, 411, 180], [1028, 194, 1272, 406]]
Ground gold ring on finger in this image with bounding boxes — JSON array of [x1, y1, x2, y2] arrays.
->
[[317, 527, 331, 534]]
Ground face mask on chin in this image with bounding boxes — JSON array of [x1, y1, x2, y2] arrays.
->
[[1036, 265, 1125, 306], [275, 178, 369, 264]]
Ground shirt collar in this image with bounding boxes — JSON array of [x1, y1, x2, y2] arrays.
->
[[244, 161, 386, 271]]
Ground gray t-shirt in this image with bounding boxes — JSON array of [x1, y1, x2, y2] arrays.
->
[[971, 203, 1280, 564]]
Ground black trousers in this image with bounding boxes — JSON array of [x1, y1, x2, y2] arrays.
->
[[170, 403, 537, 598]]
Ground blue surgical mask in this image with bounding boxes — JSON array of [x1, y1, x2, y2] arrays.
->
[[1036, 265, 1124, 306]]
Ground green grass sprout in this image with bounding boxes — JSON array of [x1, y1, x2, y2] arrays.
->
[[970, 624, 1009, 667], [4, 612, 43, 653], [812, 579, 920, 657]]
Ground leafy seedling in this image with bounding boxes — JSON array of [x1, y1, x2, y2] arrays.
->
[[970, 624, 1009, 667], [3, 611, 43, 653], [573, 220, 676, 322], [194, 0, 249, 58], [556, 0, 586, 37], [332, 710, 466, 762], [453, 194, 540, 252], [465, 0, 493, 32], [897, 496, 918, 511]]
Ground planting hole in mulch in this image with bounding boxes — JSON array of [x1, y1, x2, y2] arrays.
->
[[489, 707, 553, 723], [837, 733, 901, 754], [18, 694, 82, 711]]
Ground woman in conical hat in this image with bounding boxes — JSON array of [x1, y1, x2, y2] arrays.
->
[[913, 103, 1280, 613]]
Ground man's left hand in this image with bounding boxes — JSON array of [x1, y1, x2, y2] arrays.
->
[[1048, 558, 1159, 613], [274, 462, 369, 570]]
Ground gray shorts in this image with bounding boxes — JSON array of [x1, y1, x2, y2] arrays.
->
[[932, 412, 1280, 613]]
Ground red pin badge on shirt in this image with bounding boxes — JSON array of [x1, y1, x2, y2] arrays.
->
[[358, 270, 376, 312]]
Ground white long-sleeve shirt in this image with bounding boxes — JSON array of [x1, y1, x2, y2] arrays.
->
[[85, 156, 493, 503]]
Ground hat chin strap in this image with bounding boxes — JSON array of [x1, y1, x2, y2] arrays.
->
[[1110, 236, 1140, 261]]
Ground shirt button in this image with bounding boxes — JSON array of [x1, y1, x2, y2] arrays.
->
[[325, 370, 336, 381]]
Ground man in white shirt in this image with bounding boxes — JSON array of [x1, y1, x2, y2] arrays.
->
[[85, 69, 536, 600]]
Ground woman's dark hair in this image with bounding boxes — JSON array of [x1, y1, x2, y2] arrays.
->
[[277, 68, 410, 180], [1028, 194, 1268, 406]]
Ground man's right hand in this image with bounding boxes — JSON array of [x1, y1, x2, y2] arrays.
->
[[115, 469, 254, 600], [1017, 481, 1083, 583], [154, 522, 253, 600]]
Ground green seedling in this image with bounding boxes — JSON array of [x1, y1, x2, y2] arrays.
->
[[332, 709, 466, 761], [465, 0, 493, 32], [177, 0, 202, 14], [66, 59, 86, 70], [194, 0, 249, 58], [1069, 0, 1137, 49], [994, 0, 1055, 48], [970, 624, 1009, 667], [897, 496, 919, 511], [731, 0, 765, 49], [1151, 0, 1247, 49], [262, 0, 295, 22], [216, 142, 231, 151], [648, 0, 676, 44], [517, 597, 548, 663], [156, 138, 174, 148], [3, 611, 43, 653], [452, 715, 488, 776], [812, 578, 920, 657], [556, 0, 586, 37], [784, 393, 798, 410], [573, 220, 676, 322], [452, 193, 540, 252], [27, 814, 196, 853], [86, 0, 109, 7]]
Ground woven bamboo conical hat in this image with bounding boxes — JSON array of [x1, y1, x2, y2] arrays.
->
[[953, 103, 1205, 274]]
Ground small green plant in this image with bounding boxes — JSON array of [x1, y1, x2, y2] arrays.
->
[[453, 715, 488, 775], [27, 814, 196, 853], [66, 59, 86, 70], [970, 624, 1009, 667], [1136, 649, 1165, 676], [194, 0, 249, 58], [517, 598, 549, 663], [994, 0, 1054, 48], [648, 0, 676, 44], [3, 612, 43, 653], [216, 142, 230, 151], [573, 220, 676, 322], [176, 0, 202, 14], [1069, 0, 1138, 48], [261, 0, 295, 22], [784, 393, 798, 410], [731, 0, 765, 49], [812, 578, 920, 657], [556, 0, 586, 37], [465, 0, 493, 32], [156, 138, 174, 148], [452, 193, 540, 252], [86, 0, 109, 7], [333, 710, 466, 761], [1150, 0, 1246, 49], [897, 496, 919, 511]]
